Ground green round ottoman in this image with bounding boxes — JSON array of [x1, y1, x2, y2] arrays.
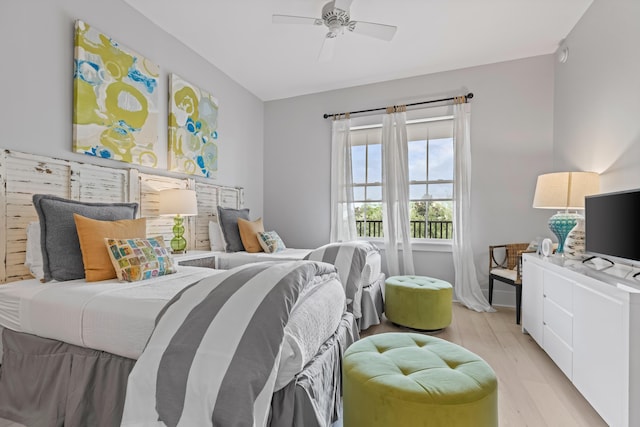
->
[[385, 275, 453, 330], [343, 333, 498, 427]]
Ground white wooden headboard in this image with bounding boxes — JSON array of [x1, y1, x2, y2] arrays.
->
[[0, 149, 243, 283]]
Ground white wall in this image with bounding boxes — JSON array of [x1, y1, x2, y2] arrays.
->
[[554, 0, 640, 192], [0, 0, 264, 216], [264, 56, 556, 305]]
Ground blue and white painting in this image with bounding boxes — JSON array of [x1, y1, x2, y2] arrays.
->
[[73, 20, 160, 167], [168, 73, 219, 178]]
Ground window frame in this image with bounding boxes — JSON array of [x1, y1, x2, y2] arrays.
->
[[350, 112, 455, 245]]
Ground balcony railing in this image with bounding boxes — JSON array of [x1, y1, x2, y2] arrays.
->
[[355, 220, 453, 239]]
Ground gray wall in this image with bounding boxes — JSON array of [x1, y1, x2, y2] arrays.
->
[[0, 0, 264, 216], [264, 56, 556, 305], [554, 0, 640, 192]]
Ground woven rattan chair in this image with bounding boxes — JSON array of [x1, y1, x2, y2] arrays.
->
[[489, 243, 532, 324]]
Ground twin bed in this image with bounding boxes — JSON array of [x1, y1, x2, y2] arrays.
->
[[0, 150, 384, 426], [213, 243, 385, 331]]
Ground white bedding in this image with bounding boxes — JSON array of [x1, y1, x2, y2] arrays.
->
[[0, 266, 218, 359], [0, 265, 345, 389], [214, 247, 383, 287], [214, 248, 312, 269]]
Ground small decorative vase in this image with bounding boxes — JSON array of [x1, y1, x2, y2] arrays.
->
[[564, 217, 586, 260]]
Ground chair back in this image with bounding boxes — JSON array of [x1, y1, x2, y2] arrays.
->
[[489, 243, 530, 270]]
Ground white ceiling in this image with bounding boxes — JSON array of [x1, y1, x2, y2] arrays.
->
[[123, 0, 593, 101]]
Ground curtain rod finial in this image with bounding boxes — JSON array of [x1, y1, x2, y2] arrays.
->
[[466, 93, 474, 100]]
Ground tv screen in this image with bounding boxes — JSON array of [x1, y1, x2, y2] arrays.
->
[[585, 189, 640, 263]]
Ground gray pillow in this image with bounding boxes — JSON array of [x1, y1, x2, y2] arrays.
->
[[217, 206, 250, 252], [33, 194, 139, 282]]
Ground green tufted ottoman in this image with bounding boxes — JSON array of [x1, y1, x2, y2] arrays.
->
[[385, 275, 453, 330], [343, 333, 498, 427]]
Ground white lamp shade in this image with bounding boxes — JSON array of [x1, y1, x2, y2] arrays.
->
[[158, 189, 198, 216], [532, 171, 599, 210]]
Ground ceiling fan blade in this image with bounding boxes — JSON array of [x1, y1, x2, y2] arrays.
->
[[272, 14, 323, 26], [348, 21, 397, 41], [318, 35, 337, 62], [333, 0, 354, 11]]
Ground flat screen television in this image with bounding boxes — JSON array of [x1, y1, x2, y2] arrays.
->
[[585, 188, 640, 265]]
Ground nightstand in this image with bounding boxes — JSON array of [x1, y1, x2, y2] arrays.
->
[[172, 250, 217, 269]]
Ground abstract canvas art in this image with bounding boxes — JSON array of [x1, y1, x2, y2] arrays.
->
[[73, 20, 160, 167], [168, 74, 219, 178]]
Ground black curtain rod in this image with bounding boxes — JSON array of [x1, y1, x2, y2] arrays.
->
[[322, 92, 474, 119]]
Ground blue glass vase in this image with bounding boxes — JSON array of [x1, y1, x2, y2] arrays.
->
[[548, 211, 582, 254]]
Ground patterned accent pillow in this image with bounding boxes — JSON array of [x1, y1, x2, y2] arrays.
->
[[257, 231, 286, 253], [105, 236, 177, 282]]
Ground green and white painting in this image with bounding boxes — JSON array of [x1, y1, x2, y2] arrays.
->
[[73, 20, 160, 167], [168, 74, 218, 178]]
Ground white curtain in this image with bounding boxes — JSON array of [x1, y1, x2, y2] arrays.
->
[[382, 108, 415, 276], [330, 118, 357, 242], [452, 100, 494, 312]]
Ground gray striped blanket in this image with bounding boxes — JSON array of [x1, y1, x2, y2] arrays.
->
[[120, 260, 339, 427], [304, 241, 379, 319]]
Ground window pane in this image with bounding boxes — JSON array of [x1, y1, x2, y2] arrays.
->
[[427, 183, 453, 199], [353, 186, 365, 201], [351, 145, 366, 184], [427, 201, 453, 239], [408, 140, 427, 182], [410, 184, 427, 200], [354, 203, 365, 220], [409, 202, 426, 238], [428, 137, 454, 181], [410, 201, 427, 220], [364, 202, 383, 221], [363, 202, 383, 238], [367, 144, 382, 183], [366, 185, 382, 201]]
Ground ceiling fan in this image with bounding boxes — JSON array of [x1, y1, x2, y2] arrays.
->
[[272, 0, 397, 61]]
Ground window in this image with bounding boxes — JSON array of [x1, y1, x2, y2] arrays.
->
[[350, 115, 454, 240]]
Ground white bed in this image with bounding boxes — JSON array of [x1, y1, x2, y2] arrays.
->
[[0, 150, 359, 426], [214, 243, 386, 330], [0, 265, 346, 389]]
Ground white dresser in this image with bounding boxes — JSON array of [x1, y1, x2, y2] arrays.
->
[[521, 253, 640, 427]]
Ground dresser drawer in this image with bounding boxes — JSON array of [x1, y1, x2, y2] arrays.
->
[[543, 325, 573, 379], [543, 297, 572, 346], [543, 270, 573, 312]]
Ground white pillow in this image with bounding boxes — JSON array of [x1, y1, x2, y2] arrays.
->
[[25, 221, 45, 280], [209, 220, 226, 252]]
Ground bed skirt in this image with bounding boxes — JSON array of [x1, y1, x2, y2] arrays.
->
[[358, 273, 386, 331], [0, 313, 358, 427]]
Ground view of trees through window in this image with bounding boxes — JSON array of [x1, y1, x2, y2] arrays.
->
[[351, 117, 454, 240]]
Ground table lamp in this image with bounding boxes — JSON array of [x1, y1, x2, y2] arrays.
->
[[158, 189, 198, 254], [532, 171, 599, 255]]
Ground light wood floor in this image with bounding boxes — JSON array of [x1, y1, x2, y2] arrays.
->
[[359, 303, 607, 427], [1, 304, 606, 427]]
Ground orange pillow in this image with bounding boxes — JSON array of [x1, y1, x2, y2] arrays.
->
[[74, 214, 147, 282], [237, 217, 265, 253]]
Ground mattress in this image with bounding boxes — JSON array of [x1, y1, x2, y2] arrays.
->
[[215, 247, 383, 287], [0, 265, 346, 389], [214, 248, 312, 269], [0, 266, 218, 359]]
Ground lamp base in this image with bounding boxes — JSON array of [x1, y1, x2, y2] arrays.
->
[[548, 211, 582, 254], [170, 215, 187, 254]]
